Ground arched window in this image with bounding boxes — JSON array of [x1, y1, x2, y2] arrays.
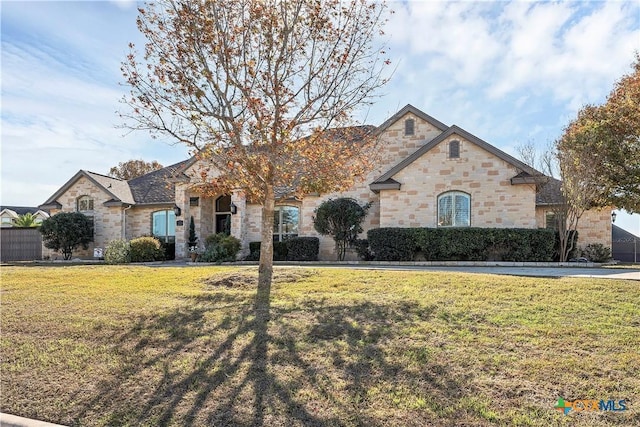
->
[[77, 195, 94, 213], [437, 192, 470, 227], [152, 210, 176, 243], [215, 195, 232, 235], [273, 206, 299, 242], [404, 118, 415, 136], [449, 140, 460, 158]]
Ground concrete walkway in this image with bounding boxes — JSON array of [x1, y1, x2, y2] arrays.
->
[[0, 413, 66, 427], [320, 264, 640, 280]]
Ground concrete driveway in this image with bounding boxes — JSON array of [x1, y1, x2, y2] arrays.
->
[[308, 264, 640, 281]]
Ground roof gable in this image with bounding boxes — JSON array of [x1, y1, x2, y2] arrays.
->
[[40, 170, 133, 208], [375, 104, 448, 134], [372, 125, 539, 186]]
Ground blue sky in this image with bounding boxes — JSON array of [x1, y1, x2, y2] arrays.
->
[[1, 0, 639, 235]]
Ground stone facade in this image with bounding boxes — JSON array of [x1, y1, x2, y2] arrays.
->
[[535, 207, 613, 249], [45, 176, 125, 258], [41, 105, 614, 261]]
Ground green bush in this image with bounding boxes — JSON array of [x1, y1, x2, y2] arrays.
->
[[246, 241, 289, 261], [130, 236, 165, 262], [367, 228, 417, 261], [313, 198, 371, 261], [39, 212, 94, 260], [199, 233, 241, 262], [367, 227, 555, 262], [286, 237, 319, 261], [581, 243, 612, 263], [104, 239, 131, 264], [354, 239, 374, 261]]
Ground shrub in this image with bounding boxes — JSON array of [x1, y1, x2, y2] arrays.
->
[[130, 236, 165, 262], [368, 228, 417, 261], [313, 198, 371, 260], [368, 227, 555, 262], [104, 239, 131, 264], [286, 237, 319, 261], [39, 212, 94, 260], [581, 243, 612, 263], [354, 239, 374, 261], [274, 241, 288, 261], [200, 233, 241, 262], [248, 241, 288, 261]]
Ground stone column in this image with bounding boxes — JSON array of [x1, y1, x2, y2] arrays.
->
[[174, 183, 189, 259], [231, 190, 248, 258]]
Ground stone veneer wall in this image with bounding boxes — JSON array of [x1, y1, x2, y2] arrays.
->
[[535, 207, 613, 248], [45, 177, 125, 259], [244, 114, 444, 260], [380, 134, 536, 229]]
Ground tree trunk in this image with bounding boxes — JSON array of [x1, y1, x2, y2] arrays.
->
[[255, 185, 275, 320]]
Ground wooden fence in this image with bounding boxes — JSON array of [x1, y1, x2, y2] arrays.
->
[[0, 227, 42, 262]]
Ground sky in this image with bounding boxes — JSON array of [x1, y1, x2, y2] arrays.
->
[[1, 0, 639, 235]]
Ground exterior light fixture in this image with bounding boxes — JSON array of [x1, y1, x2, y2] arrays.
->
[[173, 205, 182, 217], [611, 211, 617, 223], [230, 203, 238, 215]]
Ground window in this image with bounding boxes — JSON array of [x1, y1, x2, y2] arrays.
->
[[438, 192, 470, 227], [449, 140, 460, 158], [1, 217, 14, 227], [77, 195, 94, 212], [215, 195, 231, 235], [152, 210, 176, 243], [545, 212, 564, 230], [273, 206, 299, 242], [189, 197, 200, 207], [404, 118, 415, 136]]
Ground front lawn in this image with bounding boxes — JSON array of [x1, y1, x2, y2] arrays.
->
[[1, 266, 638, 426]]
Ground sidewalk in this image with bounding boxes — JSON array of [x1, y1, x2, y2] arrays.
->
[[0, 413, 66, 427]]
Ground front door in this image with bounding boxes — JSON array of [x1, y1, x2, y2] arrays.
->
[[215, 195, 232, 235]]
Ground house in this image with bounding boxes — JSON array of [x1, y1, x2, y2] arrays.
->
[[0, 206, 49, 227], [39, 104, 612, 260], [612, 224, 638, 263]]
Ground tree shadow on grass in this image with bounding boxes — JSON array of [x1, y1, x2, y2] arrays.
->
[[69, 289, 475, 426]]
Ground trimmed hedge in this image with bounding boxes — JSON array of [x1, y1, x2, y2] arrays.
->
[[248, 237, 320, 261], [286, 237, 319, 261], [367, 227, 556, 262]]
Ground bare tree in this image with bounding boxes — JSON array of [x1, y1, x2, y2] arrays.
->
[[518, 142, 594, 261], [120, 0, 391, 315]]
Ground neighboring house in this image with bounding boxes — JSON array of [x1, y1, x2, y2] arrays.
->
[[40, 105, 612, 260], [0, 206, 49, 227], [612, 224, 639, 263]]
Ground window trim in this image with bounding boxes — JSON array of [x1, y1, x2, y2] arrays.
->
[[437, 191, 471, 227]]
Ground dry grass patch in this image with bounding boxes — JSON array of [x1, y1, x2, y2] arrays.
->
[[1, 265, 638, 426], [202, 268, 318, 289]]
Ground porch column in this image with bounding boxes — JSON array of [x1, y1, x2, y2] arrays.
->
[[174, 183, 189, 259], [231, 190, 248, 258]]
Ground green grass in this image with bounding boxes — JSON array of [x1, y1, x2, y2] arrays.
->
[[1, 265, 638, 426]]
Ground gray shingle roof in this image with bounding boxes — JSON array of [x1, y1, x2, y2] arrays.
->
[[535, 177, 564, 205], [127, 160, 189, 204], [84, 172, 135, 204]]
